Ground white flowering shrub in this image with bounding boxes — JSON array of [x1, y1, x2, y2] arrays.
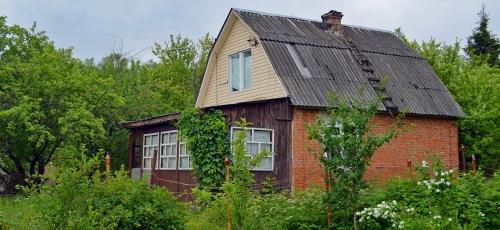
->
[[357, 200, 405, 229], [358, 159, 498, 230], [418, 169, 454, 193]]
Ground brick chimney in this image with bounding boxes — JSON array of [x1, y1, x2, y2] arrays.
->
[[321, 10, 344, 35]]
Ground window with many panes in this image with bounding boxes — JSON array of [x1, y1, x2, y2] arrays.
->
[[143, 131, 192, 170], [160, 131, 178, 169], [143, 133, 159, 169], [178, 141, 192, 170], [229, 50, 252, 92], [231, 127, 274, 171]]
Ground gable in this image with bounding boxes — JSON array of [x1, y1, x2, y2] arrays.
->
[[196, 12, 287, 108]]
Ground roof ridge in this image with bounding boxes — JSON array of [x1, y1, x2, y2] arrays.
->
[[232, 8, 393, 34]]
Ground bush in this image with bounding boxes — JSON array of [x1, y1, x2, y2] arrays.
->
[[358, 165, 500, 230], [188, 187, 327, 230], [4, 154, 185, 230]]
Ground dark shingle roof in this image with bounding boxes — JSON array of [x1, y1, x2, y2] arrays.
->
[[233, 9, 465, 118]]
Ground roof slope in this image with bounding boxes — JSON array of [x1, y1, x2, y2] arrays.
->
[[233, 9, 465, 118]]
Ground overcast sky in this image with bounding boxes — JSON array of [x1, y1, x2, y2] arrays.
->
[[1, 0, 499, 61]]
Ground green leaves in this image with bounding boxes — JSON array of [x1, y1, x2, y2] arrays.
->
[[396, 27, 500, 173], [178, 110, 229, 190], [307, 97, 402, 229]]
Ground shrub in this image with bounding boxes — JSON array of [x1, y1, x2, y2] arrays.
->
[[9, 154, 185, 229], [358, 163, 500, 230], [188, 187, 327, 230]]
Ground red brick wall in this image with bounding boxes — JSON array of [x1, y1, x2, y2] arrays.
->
[[290, 108, 459, 189]]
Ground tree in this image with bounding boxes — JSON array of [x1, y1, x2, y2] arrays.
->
[[465, 4, 500, 66], [0, 17, 122, 180], [396, 28, 500, 173], [307, 97, 403, 229], [152, 34, 213, 107]]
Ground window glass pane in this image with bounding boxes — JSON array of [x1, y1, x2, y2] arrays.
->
[[152, 135, 159, 145], [254, 130, 271, 142], [171, 144, 178, 156], [180, 144, 186, 155], [257, 157, 272, 170], [232, 129, 251, 141], [153, 146, 158, 155], [161, 133, 168, 144], [231, 55, 240, 92], [261, 143, 272, 153], [161, 146, 167, 156], [144, 159, 151, 168], [179, 156, 189, 169], [246, 143, 259, 156], [167, 158, 176, 169], [145, 136, 151, 145], [169, 133, 177, 143], [161, 158, 168, 168], [243, 51, 252, 89]]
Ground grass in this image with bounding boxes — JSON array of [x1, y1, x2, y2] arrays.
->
[[0, 196, 44, 230]]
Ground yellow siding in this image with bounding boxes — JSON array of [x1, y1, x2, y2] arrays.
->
[[200, 18, 286, 108]]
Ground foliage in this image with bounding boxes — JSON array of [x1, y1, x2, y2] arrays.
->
[[395, 29, 500, 173], [223, 118, 270, 229], [178, 109, 229, 190], [0, 16, 119, 180], [465, 5, 500, 66], [246, 187, 327, 230], [188, 187, 327, 230], [307, 97, 403, 229], [358, 162, 500, 230], [0, 15, 214, 186], [1, 153, 186, 230]]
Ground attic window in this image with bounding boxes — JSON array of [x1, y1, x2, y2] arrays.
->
[[229, 50, 252, 92], [285, 43, 312, 78]]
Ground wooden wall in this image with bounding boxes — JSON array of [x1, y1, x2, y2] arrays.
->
[[198, 14, 286, 108], [127, 98, 293, 194], [214, 98, 293, 191], [127, 122, 196, 196]]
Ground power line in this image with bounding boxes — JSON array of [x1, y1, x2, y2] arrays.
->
[[46, 32, 169, 40]]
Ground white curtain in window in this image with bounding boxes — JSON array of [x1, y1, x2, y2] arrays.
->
[[243, 51, 252, 89], [231, 55, 240, 91]]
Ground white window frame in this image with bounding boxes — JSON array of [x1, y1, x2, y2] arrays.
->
[[159, 130, 178, 170], [229, 49, 252, 93], [178, 141, 192, 170], [230, 127, 274, 171], [142, 133, 159, 170], [323, 122, 343, 160]]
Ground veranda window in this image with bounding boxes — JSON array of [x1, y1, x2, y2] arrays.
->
[[143, 133, 159, 169], [160, 131, 178, 170], [231, 127, 274, 171], [143, 131, 192, 170], [178, 141, 192, 170]]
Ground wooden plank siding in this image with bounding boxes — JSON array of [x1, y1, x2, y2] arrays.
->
[[213, 98, 293, 191], [199, 14, 287, 108], [126, 98, 293, 194], [127, 122, 196, 196]]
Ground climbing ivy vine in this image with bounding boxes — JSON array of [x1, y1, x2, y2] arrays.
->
[[178, 109, 230, 190]]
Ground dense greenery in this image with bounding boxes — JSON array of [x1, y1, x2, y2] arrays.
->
[[0, 16, 213, 183], [465, 5, 500, 66], [358, 164, 500, 230], [178, 110, 230, 190], [395, 28, 500, 173], [1, 153, 185, 229], [307, 97, 404, 229]]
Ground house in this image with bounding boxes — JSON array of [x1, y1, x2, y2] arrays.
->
[[122, 8, 464, 194]]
